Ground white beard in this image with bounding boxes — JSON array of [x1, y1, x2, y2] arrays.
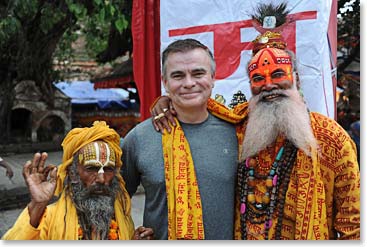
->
[[240, 88, 318, 161]]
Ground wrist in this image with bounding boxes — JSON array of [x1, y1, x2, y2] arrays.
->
[[28, 201, 48, 228]]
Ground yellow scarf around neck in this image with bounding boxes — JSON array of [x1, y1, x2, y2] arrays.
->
[[162, 117, 204, 240], [162, 99, 248, 240]]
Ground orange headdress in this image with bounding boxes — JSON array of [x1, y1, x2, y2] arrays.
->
[[252, 31, 287, 54]]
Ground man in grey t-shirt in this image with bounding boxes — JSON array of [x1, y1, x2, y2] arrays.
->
[[122, 39, 238, 239]]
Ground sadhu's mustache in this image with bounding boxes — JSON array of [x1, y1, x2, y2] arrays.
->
[[85, 184, 114, 196], [257, 89, 289, 102]]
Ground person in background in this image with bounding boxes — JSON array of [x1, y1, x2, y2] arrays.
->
[[0, 156, 14, 179], [2, 121, 153, 240]]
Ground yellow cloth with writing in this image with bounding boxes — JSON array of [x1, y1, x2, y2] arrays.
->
[[230, 112, 360, 240], [162, 118, 204, 240], [162, 99, 247, 239], [200, 100, 359, 239]]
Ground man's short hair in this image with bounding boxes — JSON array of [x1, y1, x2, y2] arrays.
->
[[161, 38, 216, 79]]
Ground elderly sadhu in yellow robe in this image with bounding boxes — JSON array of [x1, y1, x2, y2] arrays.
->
[[2, 121, 136, 240]]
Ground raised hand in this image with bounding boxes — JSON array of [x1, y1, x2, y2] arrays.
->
[[132, 226, 154, 240], [150, 95, 177, 133], [23, 152, 57, 227], [5, 166, 14, 179]]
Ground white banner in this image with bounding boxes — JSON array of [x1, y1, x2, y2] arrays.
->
[[160, 0, 335, 118]]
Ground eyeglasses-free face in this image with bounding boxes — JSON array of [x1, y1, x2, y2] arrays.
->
[[248, 48, 294, 95]]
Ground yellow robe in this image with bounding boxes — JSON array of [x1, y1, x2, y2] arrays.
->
[[2, 191, 135, 240], [235, 112, 360, 240], [207, 100, 359, 239]]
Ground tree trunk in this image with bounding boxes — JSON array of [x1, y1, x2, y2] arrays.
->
[[0, 78, 15, 143]]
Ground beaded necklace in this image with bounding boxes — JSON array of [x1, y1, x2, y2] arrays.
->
[[238, 140, 297, 240], [78, 219, 119, 240]]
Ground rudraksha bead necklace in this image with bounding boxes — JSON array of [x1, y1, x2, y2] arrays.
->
[[238, 140, 297, 240]]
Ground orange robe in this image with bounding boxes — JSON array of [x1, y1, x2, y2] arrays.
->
[[2, 191, 135, 240], [235, 112, 360, 240]]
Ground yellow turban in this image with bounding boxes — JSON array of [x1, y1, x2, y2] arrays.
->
[[55, 121, 122, 195]]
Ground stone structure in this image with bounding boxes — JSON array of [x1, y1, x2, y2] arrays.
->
[[12, 80, 71, 143]]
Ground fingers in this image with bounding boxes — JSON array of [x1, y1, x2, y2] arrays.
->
[[152, 107, 176, 133], [43, 165, 57, 183], [24, 152, 52, 179], [31, 153, 41, 174], [165, 106, 176, 127], [37, 152, 48, 174], [159, 116, 172, 133], [169, 100, 177, 115], [150, 95, 177, 133], [153, 112, 171, 133], [151, 108, 161, 132], [23, 160, 33, 179], [134, 226, 154, 240], [6, 169, 14, 179], [154, 113, 165, 120]]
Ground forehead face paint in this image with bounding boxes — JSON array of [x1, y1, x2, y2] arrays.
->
[[79, 141, 116, 174], [248, 48, 293, 88]]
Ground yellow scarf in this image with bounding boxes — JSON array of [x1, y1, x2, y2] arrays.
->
[[162, 99, 248, 240]]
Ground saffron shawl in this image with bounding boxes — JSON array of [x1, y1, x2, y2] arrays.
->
[[161, 99, 246, 239]]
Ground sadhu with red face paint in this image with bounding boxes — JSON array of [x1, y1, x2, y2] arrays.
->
[[151, 31, 360, 240]]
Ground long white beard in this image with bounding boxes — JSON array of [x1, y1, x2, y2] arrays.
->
[[240, 88, 318, 161]]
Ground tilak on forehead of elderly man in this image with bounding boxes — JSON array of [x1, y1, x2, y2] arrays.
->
[[78, 141, 117, 174]]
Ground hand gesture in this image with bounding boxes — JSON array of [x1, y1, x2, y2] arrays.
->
[[132, 226, 154, 240], [150, 95, 177, 133], [5, 166, 14, 179], [23, 152, 57, 204]]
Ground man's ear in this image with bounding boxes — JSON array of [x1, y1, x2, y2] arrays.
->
[[162, 76, 169, 94], [67, 164, 78, 183]]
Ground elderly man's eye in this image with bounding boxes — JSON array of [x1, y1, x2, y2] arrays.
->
[[272, 71, 286, 79], [251, 75, 265, 83], [85, 166, 99, 172], [103, 167, 115, 173]]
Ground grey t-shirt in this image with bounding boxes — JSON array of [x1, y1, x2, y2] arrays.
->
[[122, 113, 238, 239]]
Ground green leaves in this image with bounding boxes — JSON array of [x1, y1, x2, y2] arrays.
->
[[0, 16, 20, 46], [40, 5, 66, 34], [0, 0, 131, 85], [115, 15, 128, 33], [67, 0, 87, 18]]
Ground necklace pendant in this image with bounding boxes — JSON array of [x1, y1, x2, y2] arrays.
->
[[265, 176, 273, 188], [262, 192, 270, 204], [247, 192, 256, 203], [240, 203, 246, 214], [255, 203, 264, 210]]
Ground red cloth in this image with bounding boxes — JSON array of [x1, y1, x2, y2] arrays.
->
[[132, 0, 161, 121]]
